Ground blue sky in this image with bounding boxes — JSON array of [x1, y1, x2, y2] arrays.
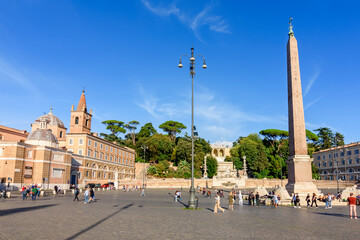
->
[[0, 0, 359, 144]]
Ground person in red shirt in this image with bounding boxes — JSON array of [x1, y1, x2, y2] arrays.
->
[[347, 193, 357, 219]]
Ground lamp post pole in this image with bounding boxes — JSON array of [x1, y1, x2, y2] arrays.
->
[[178, 47, 207, 209], [141, 144, 148, 190]]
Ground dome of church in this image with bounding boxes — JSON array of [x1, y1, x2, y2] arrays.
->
[[27, 129, 58, 143], [34, 108, 65, 128]]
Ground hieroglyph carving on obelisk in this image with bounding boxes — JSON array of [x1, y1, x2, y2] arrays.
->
[[286, 18, 318, 195]]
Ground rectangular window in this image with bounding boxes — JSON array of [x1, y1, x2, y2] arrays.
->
[[88, 150, 91, 157], [79, 138, 83, 145], [94, 151, 97, 158], [110, 155, 113, 161], [356, 158, 360, 164], [123, 151, 125, 156], [69, 138, 73, 145], [334, 153, 338, 158], [105, 154, 108, 160], [347, 150, 352, 156], [348, 159, 352, 164], [329, 162, 333, 166], [95, 142, 98, 148], [323, 155, 325, 160], [98, 172, 101, 178], [100, 153, 103, 159], [100, 144, 103, 150], [110, 147, 113, 153], [317, 156, 320, 160], [78, 172, 81, 179], [115, 149, 117, 154], [52, 169, 63, 178], [27, 150, 32, 158], [88, 139, 91, 146], [328, 154, 331, 158], [115, 157, 117, 162], [342, 160, 345, 165], [78, 149, 83, 155], [323, 162, 326, 167], [355, 149, 359, 155], [86, 171, 89, 177], [106, 146, 108, 151], [68, 149, 73, 152], [340, 152, 344, 157]]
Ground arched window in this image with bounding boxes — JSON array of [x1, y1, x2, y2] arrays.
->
[[92, 171, 96, 178], [75, 117, 79, 124], [60, 131, 63, 138], [86, 119, 88, 126]]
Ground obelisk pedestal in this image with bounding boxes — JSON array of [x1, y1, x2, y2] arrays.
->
[[285, 19, 318, 196]]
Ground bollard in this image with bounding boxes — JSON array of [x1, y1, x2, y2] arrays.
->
[[98, 188, 100, 191], [72, 189, 75, 194], [79, 189, 83, 193], [53, 190, 57, 195], [40, 191, 45, 197], [102, 188, 105, 191], [6, 192, 11, 198], [63, 189, 66, 195]]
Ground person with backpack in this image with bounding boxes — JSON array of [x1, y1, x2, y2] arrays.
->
[[31, 187, 38, 201], [22, 187, 28, 201], [73, 188, 80, 201]]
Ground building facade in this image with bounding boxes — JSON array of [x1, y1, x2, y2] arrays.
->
[[0, 91, 136, 190], [312, 142, 360, 181]]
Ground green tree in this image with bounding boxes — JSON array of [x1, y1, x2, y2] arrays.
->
[[145, 134, 174, 163], [314, 127, 334, 150], [138, 123, 157, 139], [233, 134, 269, 178], [159, 120, 186, 142], [333, 132, 345, 146], [177, 160, 191, 178], [206, 156, 218, 178], [124, 120, 140, 145], [100, 120, 126, 144]]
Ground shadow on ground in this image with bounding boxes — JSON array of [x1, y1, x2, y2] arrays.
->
[[65, 203, 134, 240], [0, 204, 58, 217]]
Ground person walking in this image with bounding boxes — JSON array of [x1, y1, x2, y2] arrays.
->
[[311, 193, 318, 208], [22, 187, 28, 201], [325, 193, 332, 209], [273, 194, 279, 208], [73, 188, 80, 201], [228, 191, 234, 211], [174, 191, 178, 202], [140, 188, 145, 197], [89, 188, 95, 202], [214, 192, 225, 213], [306, 194, 311, 208], [84, 188, 89, 204], [31, 187, 38, 201], [255, 192, 260, 206], [238, 190, 243, 206], [347, 193, 357, 219]]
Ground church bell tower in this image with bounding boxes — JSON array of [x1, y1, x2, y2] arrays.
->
[[69, 90, 92, 133]]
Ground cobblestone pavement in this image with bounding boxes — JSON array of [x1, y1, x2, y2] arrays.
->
[[0, 189, 359, 240]]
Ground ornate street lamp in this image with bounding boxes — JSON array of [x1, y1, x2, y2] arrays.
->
[[178, 47, 207, 208]]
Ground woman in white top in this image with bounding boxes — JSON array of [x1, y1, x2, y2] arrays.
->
[[214, 192, 225, 213], [238, 190, 243, 206], [84, 188, 90, 204]]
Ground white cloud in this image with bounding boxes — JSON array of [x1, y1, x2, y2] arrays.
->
[[135, 83, 287, 142], [141, 0, 230, 41], [304, 71, 320, 97], [304, 97, 321, 110], [0, 59, 39, 94]]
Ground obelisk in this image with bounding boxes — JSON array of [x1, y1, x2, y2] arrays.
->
[[286, 19, 317, 195]]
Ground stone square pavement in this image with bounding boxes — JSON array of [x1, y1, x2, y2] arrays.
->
[[0, 189, 359, 240]]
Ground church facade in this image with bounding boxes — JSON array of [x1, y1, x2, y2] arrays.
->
[[0, 91, 136, 190]]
